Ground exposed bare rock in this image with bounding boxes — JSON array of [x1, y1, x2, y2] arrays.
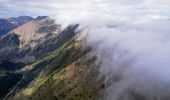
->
[[8, 16, 61, 48]]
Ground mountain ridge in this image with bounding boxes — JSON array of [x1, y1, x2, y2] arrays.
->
[[0, 16, 79, 64], [0, 16, 105, 100], [0, 16, 34, 36]]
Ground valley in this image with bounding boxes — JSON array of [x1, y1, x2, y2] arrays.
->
[[0, 62, 23, 100]]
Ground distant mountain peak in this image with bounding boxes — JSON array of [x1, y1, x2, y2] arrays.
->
[[35, 16, 50, 20], [6, 16, 61, 48], [9, 16, 33, 20], [8, 16, 34, 26]]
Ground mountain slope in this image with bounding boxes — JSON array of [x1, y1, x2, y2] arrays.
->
[[8, 16, 61, 48], [0, 16, 106, 100], [8, 32, 105, 100], [0, 19, 15, 36], [0, 16, 78, 63], [0, 33, 20, 61]]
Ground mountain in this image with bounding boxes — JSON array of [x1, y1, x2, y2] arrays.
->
[[8, 16, 60, 48], [0, 15, 103, 100], [8, 16, 34, 26], [1, 15, 155, 100], [0, 16, 85, 100], [0, 16, 33, 36], [0, 16, 79, 63], [1, 16, 170, 100], [7, 30, 105, 100], [0, 15, 105, 100], [0, 19, 16, 36], [0, 16, 122, 100]]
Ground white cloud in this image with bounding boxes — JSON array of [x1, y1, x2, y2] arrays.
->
[[86, 19, 170, 100], [0, 0, 170, 24]]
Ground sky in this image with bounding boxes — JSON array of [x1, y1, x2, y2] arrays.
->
[[0, 0, 170, 23]]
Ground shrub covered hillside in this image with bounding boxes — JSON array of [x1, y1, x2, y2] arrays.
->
[[8, 32, 105, 100]]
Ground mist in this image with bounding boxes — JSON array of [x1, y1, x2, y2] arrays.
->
[[84, 18, 170, 100]]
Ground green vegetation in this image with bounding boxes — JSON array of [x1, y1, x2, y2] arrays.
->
[[10, 36, 105, 100], [0, 69, 6, 77]]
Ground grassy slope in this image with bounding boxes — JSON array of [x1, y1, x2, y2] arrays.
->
[[0, 68, 6, 77], [10, 36, 105, 100]]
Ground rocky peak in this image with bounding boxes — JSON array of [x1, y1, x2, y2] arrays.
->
[[8, 16, 61, 48]]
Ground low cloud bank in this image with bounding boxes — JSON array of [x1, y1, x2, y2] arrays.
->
[[85, 19, 170, 100]]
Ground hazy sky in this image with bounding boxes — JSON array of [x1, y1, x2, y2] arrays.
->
[[0, 0, 170, 23]]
